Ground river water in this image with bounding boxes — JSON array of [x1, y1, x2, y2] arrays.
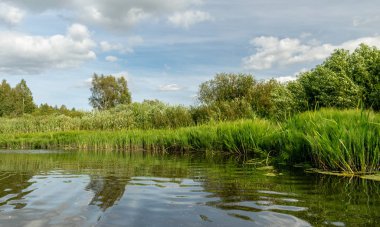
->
[[0, 150, 379, 226]]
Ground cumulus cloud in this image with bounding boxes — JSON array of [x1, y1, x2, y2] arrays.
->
[[0, 24, 96, 74], [0, 2, 24, 25], [274, 76, 297, 83], [168, 10, 212, 28], [10, 0, 204, 30], [105, 55, 118, 62], [159, 84, 183, 91], [100, 36, 143, 53], [243, 36, 380, 70]]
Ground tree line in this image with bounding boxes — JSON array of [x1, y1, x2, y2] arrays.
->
[[0, 44, 379, 123], [0, 80, 82, 118]]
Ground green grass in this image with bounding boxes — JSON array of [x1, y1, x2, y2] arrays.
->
[[279, 109, 380, 174], [0, 119, 279, 156], [0, 109, 379, 174]]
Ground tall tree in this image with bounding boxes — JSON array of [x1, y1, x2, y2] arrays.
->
[[0, 80, 13, 116], [89, 74, 132, 110], [198, 73, 256, 105], [12, 79, 36, 115], [298, 67, 360, 108]]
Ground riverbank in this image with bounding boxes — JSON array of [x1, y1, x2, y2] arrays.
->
[[0, 109, 379, 174]]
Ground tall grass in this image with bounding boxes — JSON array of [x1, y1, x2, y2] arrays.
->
[[0, 119, 279, 156], [279, 109, 380, 173], [0, 102, 194, 134], [0, 109, 379, 174]]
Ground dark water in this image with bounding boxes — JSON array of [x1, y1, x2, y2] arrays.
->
[[0, 150, 379, 227]]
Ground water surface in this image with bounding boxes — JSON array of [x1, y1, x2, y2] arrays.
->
[[0, 150, 379, 226]]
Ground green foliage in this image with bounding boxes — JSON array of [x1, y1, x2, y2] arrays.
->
[[198, 73, 256, 104], [0, 79, 36, 117], [286, 80, 308, 112], [32, 104, 84, 118], [298, 67, 360, 108], [0, 119, 279, 157], [0, 80, 13, 116], [279, 109, 380, 173], [89, 74, 132, 110], [0, 101, 193, 133], [348, 44, 380, 110], [250, 80, 296, 120], [12, 79, 36, 115], [0, 109, 379, 174], [191, 99, 255, 124], [321, 44, 380, 110]]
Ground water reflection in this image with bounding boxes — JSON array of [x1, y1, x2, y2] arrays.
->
[[0, 172, 34, 210], [0, 151, 379, 226], [86, 175, 130, 211]]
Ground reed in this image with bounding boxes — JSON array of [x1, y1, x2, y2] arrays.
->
[[0, 119, 279, 156], [0, 109, 379, 174], [280, 109, 380, 173]]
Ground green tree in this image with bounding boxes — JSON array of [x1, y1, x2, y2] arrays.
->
[[89, 74, 132, 110], [347, 44, 380, 110], [198, 73, 256, 105], [286, 80, 308, 112], [0, 80, 13, 116], [298, 67, 360, 108], [12, 79, 36, 116], [250, 79, 296, 120], [321, 44, 380, 110]]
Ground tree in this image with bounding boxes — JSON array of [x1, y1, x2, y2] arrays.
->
[[347, 44, 380, 110], [198, 73, 256, 105], [250, 79, 297, 120], [0, 80, 13, 116], [12, 79, 36, 115], [320, 44, 380, 110], [298, 67, 360, 108], [89, 74, 132, 110]]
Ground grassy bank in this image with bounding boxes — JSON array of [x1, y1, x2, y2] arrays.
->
[[0, 109, 379, 174], [0, 119, 279, 155]]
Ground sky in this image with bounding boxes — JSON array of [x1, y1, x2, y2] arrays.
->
[[0, 0, 379, 109]]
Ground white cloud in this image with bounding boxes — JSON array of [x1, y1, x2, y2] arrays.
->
[[100, 41, 123, 52], [0, 24, 96, 74], [0, 2, 24, 25], [105, 55, 118, 62], [67, 23, 91, 40], [274, 76, 297, 83], [159, 84, 183, 91], [168, 10, 212, 28], [11, 0, 204, 30], [100, 36, 143, 53], [243, 35, 380, 70]]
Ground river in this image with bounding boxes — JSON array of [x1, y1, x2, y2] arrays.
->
[[0, 150, 379, 226]]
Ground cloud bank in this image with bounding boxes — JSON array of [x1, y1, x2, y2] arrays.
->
[[0, 24, 96, 74], [243, 36, 380, 70]]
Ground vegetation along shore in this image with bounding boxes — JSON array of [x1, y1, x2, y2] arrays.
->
[[0, 44, 379, 175]]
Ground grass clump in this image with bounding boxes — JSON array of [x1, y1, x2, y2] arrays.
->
[[280, 109, 380, 174], [0, 109, 379, 174]]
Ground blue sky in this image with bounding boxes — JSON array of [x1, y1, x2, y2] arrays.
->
[[0, 0, 379, 109]]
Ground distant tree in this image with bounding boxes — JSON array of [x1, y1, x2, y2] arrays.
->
[[89, 74, 132, 110], [12, 79, 36, 115], [198, 73, 256, 105], [250, 79, 297, 120], [0, 80, 13, 116]]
